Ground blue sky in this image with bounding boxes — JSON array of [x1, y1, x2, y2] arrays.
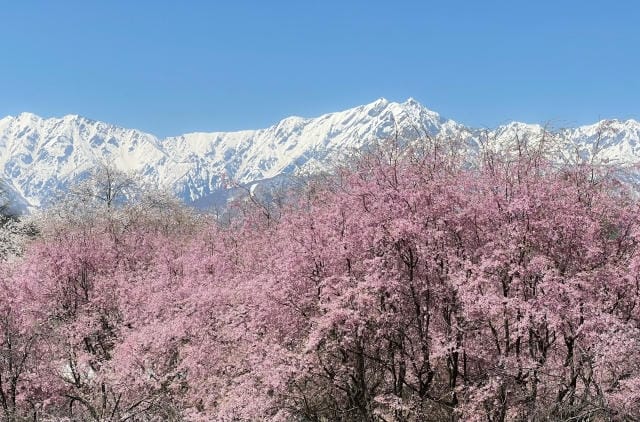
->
[[0, 1, 638, 137]]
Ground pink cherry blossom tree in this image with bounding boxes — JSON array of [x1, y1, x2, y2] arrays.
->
[[1, 136, 639, 421]]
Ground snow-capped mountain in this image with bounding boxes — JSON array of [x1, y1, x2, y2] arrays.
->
[[0, 99, 638, 212]]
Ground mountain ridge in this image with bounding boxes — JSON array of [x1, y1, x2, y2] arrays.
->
[[1, 99, 638, 212]]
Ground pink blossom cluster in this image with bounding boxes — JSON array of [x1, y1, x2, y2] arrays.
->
[[1, 142, 639, 421]]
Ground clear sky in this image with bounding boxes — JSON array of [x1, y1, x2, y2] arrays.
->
[[1, 1, 638, 137]]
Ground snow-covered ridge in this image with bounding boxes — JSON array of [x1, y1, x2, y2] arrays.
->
[[0, 99, 638, 211]]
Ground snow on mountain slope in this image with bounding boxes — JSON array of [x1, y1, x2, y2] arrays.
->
[[0, 112, 170, 209], [564, 119, 640, 163], [162, 98, 466, 202], [0, 99, 638, 211]]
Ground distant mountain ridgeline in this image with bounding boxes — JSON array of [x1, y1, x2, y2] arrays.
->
[[0, 99, 638, 213]]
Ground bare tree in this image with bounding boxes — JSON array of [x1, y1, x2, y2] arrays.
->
[[70, 161, 139, 209]]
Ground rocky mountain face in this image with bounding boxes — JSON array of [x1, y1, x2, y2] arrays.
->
[[0, 99, 638, 212]]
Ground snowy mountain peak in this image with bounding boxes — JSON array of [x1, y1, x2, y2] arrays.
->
[[16, 112, 40, 121], [494, 121, 544, 136], [402, 97, 425, 110], [370, 97, 390, 107], [0, 99, 638, 212], [61, 113, 87, 123], [275, 115, 308, 129]]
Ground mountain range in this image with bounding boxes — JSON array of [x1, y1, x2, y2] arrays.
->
[[1, 98, 639, 213]]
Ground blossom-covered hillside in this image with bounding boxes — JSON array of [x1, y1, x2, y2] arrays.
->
[[1, 139, 639, 421]]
